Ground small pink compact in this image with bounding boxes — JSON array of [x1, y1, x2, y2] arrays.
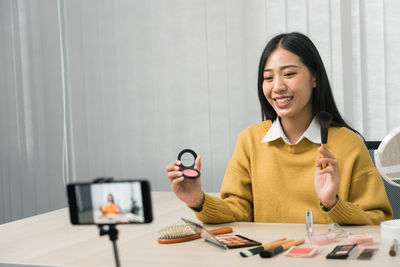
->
[[348, 234, 374, 246], [178, 149, 200, 179], [308, 232, 336, 246], [285, 246, 318, 258]]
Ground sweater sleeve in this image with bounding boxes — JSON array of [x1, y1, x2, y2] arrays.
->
[[193, 131, 253, 223], [321, 140, 393, 225]]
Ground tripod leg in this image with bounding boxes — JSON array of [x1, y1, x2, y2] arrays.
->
[[99, 225, 121, 267], [112, 240, 121, 267]]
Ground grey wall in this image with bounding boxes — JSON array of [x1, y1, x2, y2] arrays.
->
[[2, 0, 400, 224]]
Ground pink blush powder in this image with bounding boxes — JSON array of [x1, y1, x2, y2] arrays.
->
[[182, 169, 198, 177], [289, 248, 314, 254]]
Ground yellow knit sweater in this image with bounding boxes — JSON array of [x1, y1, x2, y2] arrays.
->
[[194, 120, 392, 225]]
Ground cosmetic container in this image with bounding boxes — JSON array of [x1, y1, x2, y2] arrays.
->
[[178, 149, 200, 179], [309, 232, 336, 246]]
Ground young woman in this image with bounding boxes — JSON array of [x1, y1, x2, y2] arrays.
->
[[100, 193, 121, 215], [165, 32, 392, 225]]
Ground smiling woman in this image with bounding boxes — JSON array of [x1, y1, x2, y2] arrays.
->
[[165, 32, 393, 225]]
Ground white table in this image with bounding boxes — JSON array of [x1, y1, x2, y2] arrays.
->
[[0, 192, 398, 267]]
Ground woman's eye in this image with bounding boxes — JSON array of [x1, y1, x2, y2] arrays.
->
[[284, 72, 296, 77], [264, 77, 273, 81]]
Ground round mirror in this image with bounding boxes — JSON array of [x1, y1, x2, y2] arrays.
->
[[375, 126, 400, 187], [178, 149, 197, 169], [375, 126, 400, 239]]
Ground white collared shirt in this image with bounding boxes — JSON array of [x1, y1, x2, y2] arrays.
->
[[261, 117, 321, 145]]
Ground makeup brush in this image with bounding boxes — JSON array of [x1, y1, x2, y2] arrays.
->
[[240, 238, 288, 257], [259, 238, 305, 258], [317, 111, 333, 169], [158, 224, 232, 244], [390, 239, 398, 256]]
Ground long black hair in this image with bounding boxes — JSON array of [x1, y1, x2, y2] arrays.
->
[[257, 32, 360, 136]]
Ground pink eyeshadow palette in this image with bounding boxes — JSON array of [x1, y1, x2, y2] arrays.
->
[[215, 234, 261, 249]]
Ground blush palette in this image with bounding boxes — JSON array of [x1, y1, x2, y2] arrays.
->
[[177, 149, 200, 179], [285, 246, 318, 257]]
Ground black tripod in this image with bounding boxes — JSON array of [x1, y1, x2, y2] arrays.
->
[[98, 224, 121, 267], [94, 177, 121, 267]]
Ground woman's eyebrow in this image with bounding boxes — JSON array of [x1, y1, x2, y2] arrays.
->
[[264, 65, 301, 72]]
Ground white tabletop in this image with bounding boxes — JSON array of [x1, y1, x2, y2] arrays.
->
[[0, 192, 398, 267]]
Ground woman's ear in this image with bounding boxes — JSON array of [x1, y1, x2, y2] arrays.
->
[[312, 73, 317, 88]]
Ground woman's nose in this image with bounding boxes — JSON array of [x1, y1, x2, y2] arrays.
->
[[273, 77, 286, 92]]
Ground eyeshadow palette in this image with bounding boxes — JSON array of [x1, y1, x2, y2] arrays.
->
[[326, 244, 358, 259], [215, 234, 261, 249], [180, 217, 261, 250]]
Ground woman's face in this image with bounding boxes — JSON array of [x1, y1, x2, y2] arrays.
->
[[108, 194, 114, 203], [263, 47, 316, 124]]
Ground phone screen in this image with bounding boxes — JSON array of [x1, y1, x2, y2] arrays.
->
[[67, 180, 152, 225]]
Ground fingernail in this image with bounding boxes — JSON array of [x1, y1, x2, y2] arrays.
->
[[175, 166, 179, 170], [177, 171, 182, 176]]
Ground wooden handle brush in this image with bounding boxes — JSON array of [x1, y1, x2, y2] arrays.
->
[[317, 111, 333, 169]]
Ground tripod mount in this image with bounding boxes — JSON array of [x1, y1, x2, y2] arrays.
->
[[98, 224, 121, 267]]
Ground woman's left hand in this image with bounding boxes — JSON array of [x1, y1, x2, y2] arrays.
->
[[314, 146, 340, 210]]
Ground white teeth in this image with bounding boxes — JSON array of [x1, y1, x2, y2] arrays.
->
[[275, 97, 293, 103]]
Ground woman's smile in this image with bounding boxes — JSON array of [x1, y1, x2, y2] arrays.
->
[[274, 96, 294, 108]]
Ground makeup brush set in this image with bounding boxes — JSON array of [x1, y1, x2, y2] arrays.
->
[[240, 237, 307, 258]]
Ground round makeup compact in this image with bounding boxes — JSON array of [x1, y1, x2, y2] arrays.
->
[[178, 149, 200, 179]]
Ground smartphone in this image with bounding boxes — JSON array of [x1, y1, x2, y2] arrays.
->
[[67, 179, 152, 225]]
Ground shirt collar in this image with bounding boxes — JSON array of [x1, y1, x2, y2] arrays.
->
[[261, 117, 321, 144]]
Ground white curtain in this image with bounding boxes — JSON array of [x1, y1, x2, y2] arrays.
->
[[0, 0, 66, 223], [1, 0, 399, 224]]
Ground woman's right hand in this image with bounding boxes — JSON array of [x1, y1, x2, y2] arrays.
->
[[165, 156, 204, 210]]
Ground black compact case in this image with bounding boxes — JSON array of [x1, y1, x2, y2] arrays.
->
[[326, 244, 358, 259], [177, 149, 200, 179]]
